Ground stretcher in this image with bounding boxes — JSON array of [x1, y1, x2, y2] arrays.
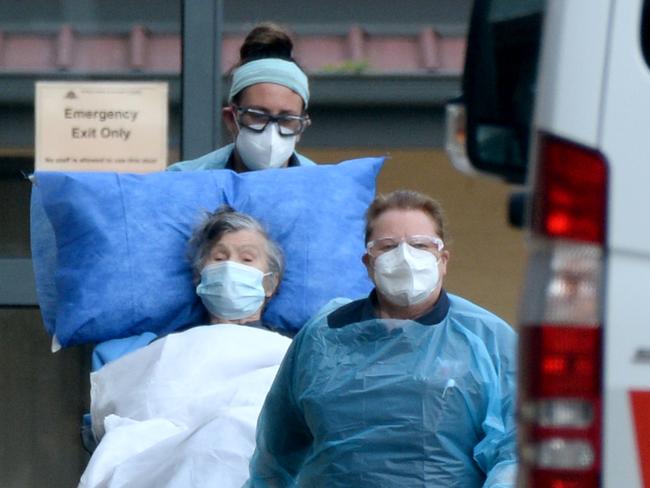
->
[[29, 157, 383, 487]]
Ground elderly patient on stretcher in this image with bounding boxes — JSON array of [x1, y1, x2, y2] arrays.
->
[[79, 206, 292, 488]]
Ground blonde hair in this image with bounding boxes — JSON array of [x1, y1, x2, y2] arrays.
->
[[364, 190, 447, 243]]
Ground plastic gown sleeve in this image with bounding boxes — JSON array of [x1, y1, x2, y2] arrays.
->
[[246, 299, 349, 487], [245, 331, 312, 487], [475, 335, 517, 488], [462, 297, 518, 488]]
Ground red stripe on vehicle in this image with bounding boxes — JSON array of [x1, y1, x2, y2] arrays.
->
[[630, 390, 650, 488]]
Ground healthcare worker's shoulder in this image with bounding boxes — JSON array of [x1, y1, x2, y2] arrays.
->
[[446, 294, 517, 368], [447, 293, 516, 335], [166, 144, 235, 171], [166, 145, 316, 171], [325, 296, 374, 329], [300, 297, 355, 332], [294, 152, 316, 166], [288, 297, 355, 349]]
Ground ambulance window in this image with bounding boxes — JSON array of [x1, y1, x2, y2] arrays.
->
[[463, 0, 544, 184], [642, 0, 650, 69]]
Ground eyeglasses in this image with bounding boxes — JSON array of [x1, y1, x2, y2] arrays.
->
[[366, 235, 444, 258], [234, 106, 310, 136]]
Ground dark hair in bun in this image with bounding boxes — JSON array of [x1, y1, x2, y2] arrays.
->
[[229, 22, 307, 107], [239, 22, 295, 65]]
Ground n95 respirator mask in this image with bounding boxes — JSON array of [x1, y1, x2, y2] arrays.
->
[[236, 124, 297, 171], [373, 243, 440, 307]]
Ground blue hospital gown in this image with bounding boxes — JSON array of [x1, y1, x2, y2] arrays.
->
[[246, 290, 517, 487]]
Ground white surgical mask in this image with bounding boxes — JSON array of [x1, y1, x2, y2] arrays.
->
[[373, 242, 440, 307], [235, 123, 297, 171], [196, 261, 269, 320]]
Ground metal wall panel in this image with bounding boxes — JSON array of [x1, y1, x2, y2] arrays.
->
[[0, 309, 91, 488], [181, 0, 223, 160]]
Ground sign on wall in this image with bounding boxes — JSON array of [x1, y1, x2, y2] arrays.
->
[[35, 81, 168, 172]]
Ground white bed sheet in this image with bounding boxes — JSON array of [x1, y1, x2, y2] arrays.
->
[[79, 324, 291, 488]]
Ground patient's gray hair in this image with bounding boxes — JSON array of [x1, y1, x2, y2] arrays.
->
[[188, 205, 284, 284]]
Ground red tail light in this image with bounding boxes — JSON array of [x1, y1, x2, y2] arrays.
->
[[533, 135, 607, 243], [519, 133, 607, 487], [531, 471, 600, 488], [523, 325, 601, 398]]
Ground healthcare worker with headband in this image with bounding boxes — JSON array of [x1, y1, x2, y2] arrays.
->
[[246, 190, 518, 487], [168, 23, 315, 172]]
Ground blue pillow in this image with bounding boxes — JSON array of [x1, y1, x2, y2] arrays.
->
[[30, 158, 383, 348]]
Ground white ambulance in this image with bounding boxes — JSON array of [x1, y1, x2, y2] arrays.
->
[[447, 0, 650, 486]]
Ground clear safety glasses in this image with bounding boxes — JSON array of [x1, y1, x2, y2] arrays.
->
[[366, 235, 445, 258], [235, 106, 310, 136]]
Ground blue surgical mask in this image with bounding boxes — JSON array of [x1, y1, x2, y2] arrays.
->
[[196, 261, 269, 320]]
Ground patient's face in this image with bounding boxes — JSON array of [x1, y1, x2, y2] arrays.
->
[[204, 230, 269, 273]]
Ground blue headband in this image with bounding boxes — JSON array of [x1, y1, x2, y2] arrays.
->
[[229, 58, 310, 108]]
